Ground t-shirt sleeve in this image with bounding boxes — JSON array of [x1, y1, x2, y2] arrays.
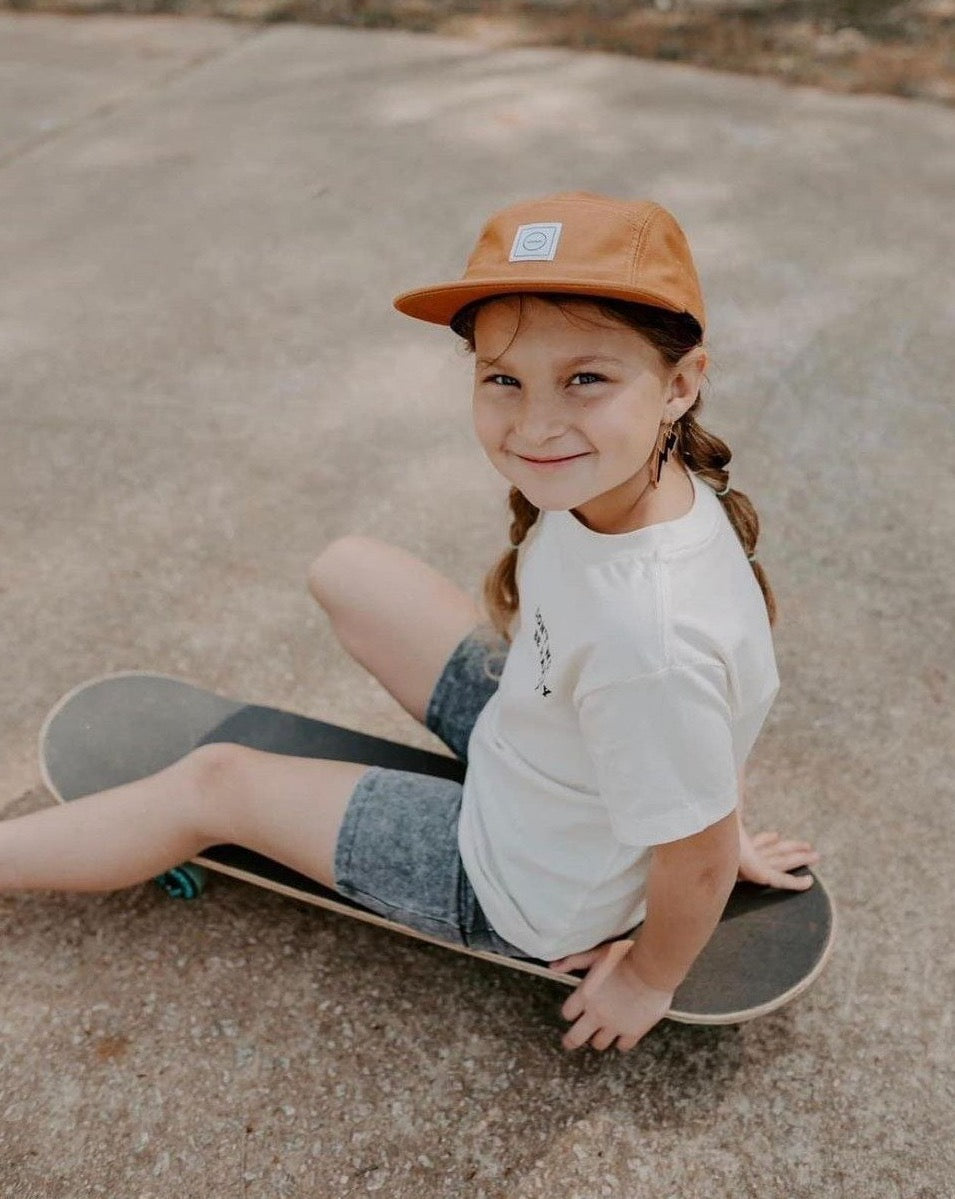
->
[[576, 659, 740, 846]]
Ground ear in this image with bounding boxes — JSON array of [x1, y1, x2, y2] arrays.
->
[[664, 346, 708, 423]]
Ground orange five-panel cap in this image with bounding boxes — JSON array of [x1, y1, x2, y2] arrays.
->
[[392, 191, 706, 334]]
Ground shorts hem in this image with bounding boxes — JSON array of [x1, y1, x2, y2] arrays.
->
[[334, 880, 466, 942]]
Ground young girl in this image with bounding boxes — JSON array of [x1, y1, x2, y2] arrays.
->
[[4, 191, 818, 1054]]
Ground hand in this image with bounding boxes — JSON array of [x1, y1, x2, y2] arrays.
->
[[738, 826, 820, 890], [549, 940, 673, 1053]]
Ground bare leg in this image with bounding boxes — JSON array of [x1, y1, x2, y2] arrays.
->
[[3, 539, 482, 895], [0, 743, 369, 894], [308, 535, 485, 725]]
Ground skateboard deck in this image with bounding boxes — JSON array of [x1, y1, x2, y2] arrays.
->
[[39, 671, 835, 1026]]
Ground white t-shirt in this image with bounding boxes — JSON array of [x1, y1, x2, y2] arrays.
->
[[458, 469, 781, 961]]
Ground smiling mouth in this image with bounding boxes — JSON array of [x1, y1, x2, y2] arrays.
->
[[516, 452, 589, 464]]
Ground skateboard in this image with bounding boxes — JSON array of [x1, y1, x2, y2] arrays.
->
[[39, 672, 835, 1026]]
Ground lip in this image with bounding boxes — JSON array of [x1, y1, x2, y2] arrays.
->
[[515, 452, 590, 468]]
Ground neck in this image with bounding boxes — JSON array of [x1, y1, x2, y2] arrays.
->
[[573, 458, 690, 535]]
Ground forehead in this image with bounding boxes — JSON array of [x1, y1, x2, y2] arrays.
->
[[472, 296, 652, 361]]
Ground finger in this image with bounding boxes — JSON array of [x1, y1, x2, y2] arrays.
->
[[764, 840, 816, 857], [616, 1034, 642, 1053], [751, 831, 780, 847], [563, 1014, 601, 1052], [561, 990, 586, 1022], [590, 1027, 617, 1052], [550, 950, 601, 973], [766, 868, 815, 891], [580, 940, 634, 995], [759, 847, 819, 869], [768, 851, 820, 872]]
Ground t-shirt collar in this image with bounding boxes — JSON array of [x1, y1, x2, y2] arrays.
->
[[547, 468, 719, 562]]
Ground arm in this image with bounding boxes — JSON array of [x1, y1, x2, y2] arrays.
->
[[623, 808, 739, 991], [551, 809, 739, 1052], [562, 669, 788, 1052]]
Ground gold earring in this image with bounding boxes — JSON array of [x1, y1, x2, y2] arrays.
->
[[650, 420, 678, 489]]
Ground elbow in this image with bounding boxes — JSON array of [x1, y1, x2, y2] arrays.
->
[[657, 809, 739, 901], [700, 815, 740, 901], [697, 847, 738, 905]]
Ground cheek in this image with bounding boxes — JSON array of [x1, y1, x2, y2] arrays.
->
[[472, 400, 505, 450], [592, 408, 658, 461]]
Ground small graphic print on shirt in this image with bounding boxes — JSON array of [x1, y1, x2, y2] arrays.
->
[[533, 606, 553, 697]]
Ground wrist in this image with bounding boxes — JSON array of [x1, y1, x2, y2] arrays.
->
[[621, 941, 680, 997]]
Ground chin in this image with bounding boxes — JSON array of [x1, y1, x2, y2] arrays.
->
[[518, 487, 592, 513]]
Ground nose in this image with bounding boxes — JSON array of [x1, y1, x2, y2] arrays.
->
[[513, 391, 568, 447]]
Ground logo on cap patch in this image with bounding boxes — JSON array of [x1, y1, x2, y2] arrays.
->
[[509, 222, 562, 262]]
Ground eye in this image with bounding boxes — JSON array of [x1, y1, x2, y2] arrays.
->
[[483, 374, 519, 387], [570, 372, 605, 386]]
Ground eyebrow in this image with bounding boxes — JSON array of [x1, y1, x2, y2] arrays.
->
[[475, 354, 624, 369]]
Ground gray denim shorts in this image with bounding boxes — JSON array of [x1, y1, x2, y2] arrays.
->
[[332, 625, 535, 959]]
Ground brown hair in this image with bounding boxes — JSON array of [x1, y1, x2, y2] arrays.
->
[[451, 293, 778, 643]]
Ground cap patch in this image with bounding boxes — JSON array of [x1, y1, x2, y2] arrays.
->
[[509, 222, 562, 262]]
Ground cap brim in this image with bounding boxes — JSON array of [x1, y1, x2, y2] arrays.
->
[[393, 278, 692, 327]]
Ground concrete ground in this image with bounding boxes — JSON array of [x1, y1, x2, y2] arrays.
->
[[1, 11, 953, 1198]]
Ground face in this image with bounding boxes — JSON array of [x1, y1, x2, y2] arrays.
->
[[471, 296, 704, 532]]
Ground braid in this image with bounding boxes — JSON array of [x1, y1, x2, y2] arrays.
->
[[483, 486, 540, 643], [678, 400, 778, 626]]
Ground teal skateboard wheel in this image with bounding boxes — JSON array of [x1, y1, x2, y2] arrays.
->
[[154, 863, 207, 900]]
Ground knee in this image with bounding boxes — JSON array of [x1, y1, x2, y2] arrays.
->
[[182, 738, 249, 805], [306, 534, 379, 610], [182, 742, 253, 832]]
